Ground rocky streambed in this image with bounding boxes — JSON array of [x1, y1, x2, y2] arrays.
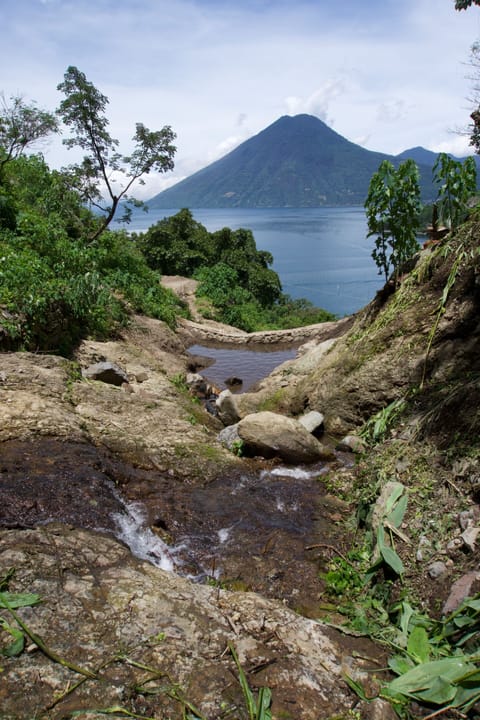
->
[[0, 314, 392, 720]]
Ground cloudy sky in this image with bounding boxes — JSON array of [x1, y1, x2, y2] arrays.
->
[[2, 0, 480, 198]]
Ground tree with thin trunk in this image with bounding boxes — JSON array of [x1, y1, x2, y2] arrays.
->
[[0, 93, 58, 182], [365, 159, 422, 285], [57, 66, 176, 242]]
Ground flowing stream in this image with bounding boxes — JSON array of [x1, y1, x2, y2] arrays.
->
[[0, 346, 352, 614], [111, 457, 351, 613]]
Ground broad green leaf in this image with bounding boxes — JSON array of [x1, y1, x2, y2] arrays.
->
[[0, 619, 24, 657], [0, 591, 41, 609], [257, 687, 272, 720], [388, 654, 415, 676], [397, 601, 415, 638], [387, 657, 475, 696], [414, 675, 456, 704], [384, 483, 405, 516], [461, 597, 480, 612], [407, 626, 431, 664], [453, 681, 480, 711], [344, 674, 370, 701], [376, 525, 386, 550], [387, 494, 408, 528], [380, 545, 404, 575]]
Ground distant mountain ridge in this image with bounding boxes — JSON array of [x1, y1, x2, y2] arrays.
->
[[397, 145, 480, 172], [147, 114, 472, 208]]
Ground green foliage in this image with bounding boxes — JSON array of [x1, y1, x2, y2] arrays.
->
[[139, 209, 335, 332], [360, 397, 408, 444], [57, 65, 176, 240], [0, 93, 58, 181], [139, 210, 282, 307], [137, 208, 213, 275], [229, 642, 272, 720], [322, 549, 369, 598], [365, 159, 422, 283], [455, 0, 480, 9], [0, 576, 42, 659], [432, 152, 477, 231], [0, 153, 185, 353], [347, 595, 480, 715]]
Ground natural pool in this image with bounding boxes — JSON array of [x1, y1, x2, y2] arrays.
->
[[187, 343, 297, 391]]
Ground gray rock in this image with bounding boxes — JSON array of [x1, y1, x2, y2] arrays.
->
[[217, 423, 241, 451], [135, 371, 149, 383], [237, 411, 335, 464], [461, 526, 480, 552], [336, 434, 367, 454], [298, 410, 324, 435], [186, 372, 207, 393], [0, 524, 375, 720], [428, 561, 448, 579], [225, 376, 243, 388], [216, 389, 241, 426], [82, 361, 129, 386], [443, 570, 480, 615], [459, 509, 477, 530]]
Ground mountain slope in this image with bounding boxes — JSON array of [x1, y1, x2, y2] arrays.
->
[[148, 114, 436, 208], [397, 145, 480, 173]]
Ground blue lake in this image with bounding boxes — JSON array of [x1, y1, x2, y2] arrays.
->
[[126, 206, 383, 317]]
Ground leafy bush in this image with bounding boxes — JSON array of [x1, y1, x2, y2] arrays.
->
[[0, 155, 186, 353]]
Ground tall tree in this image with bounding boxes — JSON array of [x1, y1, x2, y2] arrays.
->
[[433, 153, 477, 231], [365, 159, 421, 284], [57, 66, 176, 241], [0, 94, 58, 181]]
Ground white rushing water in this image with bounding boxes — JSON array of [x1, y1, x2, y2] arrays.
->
[[112, 501, 179, 572], [111, 463, 331, 578]]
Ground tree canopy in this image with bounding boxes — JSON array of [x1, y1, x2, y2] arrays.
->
[[0, 94, 58, 181], [365, 159, 421, 283], [455, 0, 480, 9], [57, 66, 176, 241]]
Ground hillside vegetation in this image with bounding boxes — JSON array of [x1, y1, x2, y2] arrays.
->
[[134, 208, 336, 331], [0, 154, 189, 354]]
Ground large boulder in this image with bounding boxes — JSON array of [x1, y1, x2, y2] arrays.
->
[[237, 411, 335, 464], [298, 410, 324, 436]]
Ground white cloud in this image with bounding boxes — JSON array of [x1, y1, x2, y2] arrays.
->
[[431, 133, 472, 158], [1, 0, 479, 196], [284, 79, 346, 124], [376, 100, 409, 124]]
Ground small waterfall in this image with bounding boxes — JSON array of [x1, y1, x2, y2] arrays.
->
[[112, 501, 179, 571]]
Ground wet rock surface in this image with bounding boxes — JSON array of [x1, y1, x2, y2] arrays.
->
[[0, 439, 124, 532], [0, 524, 385, 720], [116, 460, 352, 613], [0, 432, 350, 614]]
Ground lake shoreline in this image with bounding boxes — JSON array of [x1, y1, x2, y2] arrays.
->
[[126, 206, 384, 317]]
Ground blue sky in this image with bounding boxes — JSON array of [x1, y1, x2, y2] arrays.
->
[[1, 0, 480, 198]]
